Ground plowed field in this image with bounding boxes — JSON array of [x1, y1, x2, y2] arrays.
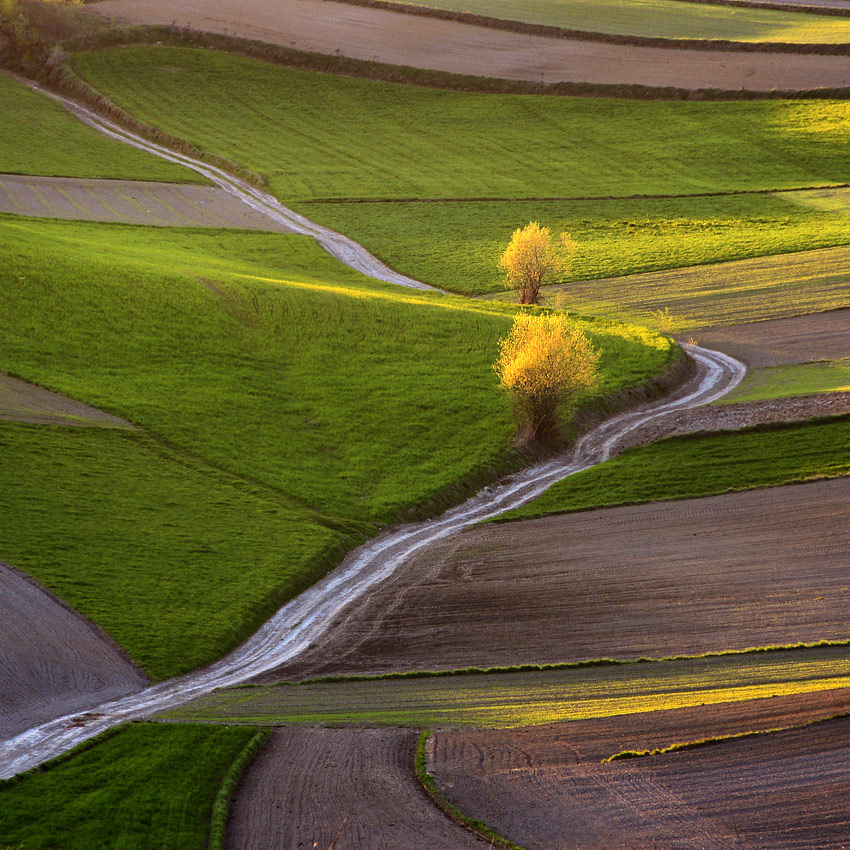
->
[[432, 700, 850, 849], [271, 477, 850, 679]]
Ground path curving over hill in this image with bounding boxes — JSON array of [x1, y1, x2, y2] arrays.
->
[[93, 0, 850, 91]]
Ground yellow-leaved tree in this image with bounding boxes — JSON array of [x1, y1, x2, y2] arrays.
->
[[495, 313, 600, 443], [499, 222, 578, 306]]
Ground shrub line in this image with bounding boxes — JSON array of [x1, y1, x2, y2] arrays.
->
[[415, 730, 528, 850], [208, 727, 271, 850]]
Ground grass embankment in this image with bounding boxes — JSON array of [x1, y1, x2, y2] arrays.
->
[[380, 0, 850, 42], [0, 70, 198, 183], [0, 216, 674, 678], [497, 415, 850, 521], [719, 360, 850, 402], [160, 645, 850, 727], [70, 47, 850, 299], [0, 724, 258, 850]]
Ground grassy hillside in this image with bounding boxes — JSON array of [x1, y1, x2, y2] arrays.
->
[[0, 724, 258, 850], [387, 0, 850, 43], [68, 47, 850, 299], [0, 215, 675, 675], [0, 70, 199, 183], [497, 416, 850, 521], [720, 361, 850, 403]]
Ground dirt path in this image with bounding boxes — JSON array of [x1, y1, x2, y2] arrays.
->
[[0, 173, 297, 231], [226, 727, 486, 849], [0, 562, 148, 741], [92, 0, 850, 91], [0, 372, 136, 427], [432, 703, 850, 849], [270, 476, 850, 678]]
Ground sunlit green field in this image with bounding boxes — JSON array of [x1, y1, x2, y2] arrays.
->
[[161, 646, 850, 727], [720, 360, 850, 403], [388, 0, 850, 42], [498, 415, 850, 521]]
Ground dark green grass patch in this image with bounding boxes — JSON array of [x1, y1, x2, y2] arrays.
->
[[71, 47, 850, 204], [498, 415, 850, 521], [0, 70, 199, 183], [0, 724, 257, 850]]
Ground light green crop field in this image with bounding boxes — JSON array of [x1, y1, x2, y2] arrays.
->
[[0, 70, 199, 183], [719, 360, 850, 403], [388, 0, 850, 42], [497, 416, 850, 521], [0, 724, 258, 850], [161, 646, 850, 727], [0, 215, 674, 675], [68, 47, 850, 302]]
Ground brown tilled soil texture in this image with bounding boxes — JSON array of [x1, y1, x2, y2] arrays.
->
[[0, 372, 136, 427], [0, 174, 295, 232], [93, 0, 850, 91], [690, 308, 850, 367], [432, 696, 850, 849], [266, 477, 850, 680], [225, 727, 487, 850], [0, 562, 148, 741]]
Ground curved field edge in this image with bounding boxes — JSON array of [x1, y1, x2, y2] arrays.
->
[[0, 724, 258, 850], [494, 413, 850, 522], [416, 730, 527, 850]]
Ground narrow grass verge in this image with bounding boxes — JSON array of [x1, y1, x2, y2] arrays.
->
[[718, 359, 850, 403], [415, 731, 528, 850]]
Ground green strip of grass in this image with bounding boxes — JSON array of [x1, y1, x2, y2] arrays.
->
[[0, 70, 199, 183], [159, 646, 850, 727], [0, 724, 257, 850], [497, 415, 850, 522], [383, 0, 850, 42], [718, 360, 850, 402]]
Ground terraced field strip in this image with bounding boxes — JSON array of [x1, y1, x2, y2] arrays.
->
[[0, 175, 296, 231], [371, 0, 850, 41], [160, 646, 850, 727], [90, 0, 850, 90]]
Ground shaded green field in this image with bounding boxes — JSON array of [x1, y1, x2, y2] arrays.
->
[[0, 724, 257, 850], [720, 360, 850, 403], [69, 47, 850, 299], [388, 0, 850, 42], [0, 70, 198, 183], [498, 416, 850, 521], [300, 193, 850, 298], [161, 646, 850, 728], [0, 215, 673, 675]]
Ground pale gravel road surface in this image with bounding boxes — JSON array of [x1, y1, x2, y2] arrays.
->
[[94, 0, 850, 91]]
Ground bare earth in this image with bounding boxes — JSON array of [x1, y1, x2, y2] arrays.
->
[[93, 0, 850, 91], [431, 695, 850, 850], [0, 372, 136, 428], [269, 476, 850, 679], [225, 727, 486, 850], [0, 174, 295, 232], [0, 563, 148, 742]]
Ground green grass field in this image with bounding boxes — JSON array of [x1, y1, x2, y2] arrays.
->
[[161, 646, 850, 727], [388, 0, 850, 43], [719, 360, 850, 403], [497, 416, 850, 521], [0, 215, 674, 676], [0, 70, 198, 183], [0, 724, 257, 850], [68, 47, 850, 303]]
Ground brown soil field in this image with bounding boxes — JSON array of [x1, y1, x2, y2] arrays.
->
[[269, 476, 850, 680], [535, 244, 850, 329], [93, 0, 850, 91], [691, 308, 850, 367], [225, 727, 487, 849], [432, 697, 850, 849], [0, 372, 136, 428], [0, 174, 295, 232], [0, 562, 148, 742]]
